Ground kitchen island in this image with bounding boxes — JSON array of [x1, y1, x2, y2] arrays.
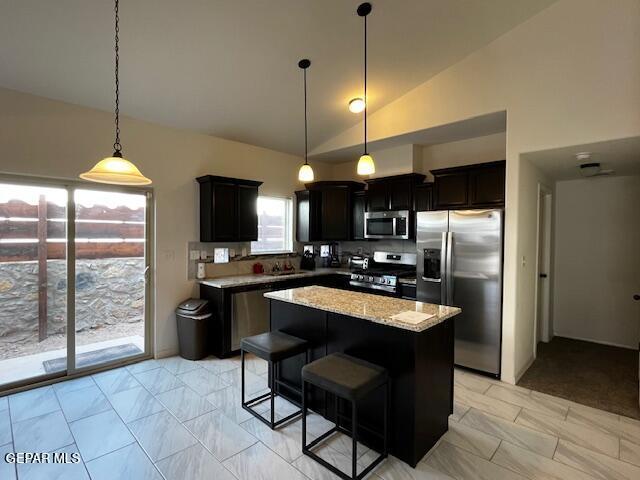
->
[[264, 286, 461, 467]]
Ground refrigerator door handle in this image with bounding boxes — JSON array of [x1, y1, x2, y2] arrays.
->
[[440, 231, 448, 303], [421, 276, 442, 283], [446, 231, 454, 305]]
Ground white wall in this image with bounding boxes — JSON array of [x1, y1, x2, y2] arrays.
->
[[0, 87, 331, 358], [552, 175, 640, 349], [310, 0, 640, 383]]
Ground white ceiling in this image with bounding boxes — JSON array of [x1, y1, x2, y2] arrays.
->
[[524, 136, 640, 181], [0, 0, 555, 155]]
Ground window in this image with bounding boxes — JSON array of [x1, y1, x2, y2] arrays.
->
[[251, 196, 293, 254]]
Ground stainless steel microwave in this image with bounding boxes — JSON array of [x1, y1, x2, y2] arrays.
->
[[364, 210, 411, 239]]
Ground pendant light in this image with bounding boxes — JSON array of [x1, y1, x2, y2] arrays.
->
[[80, 0, 151, 186], [297, 59, 314, 182], [356, 2, 375, 176]]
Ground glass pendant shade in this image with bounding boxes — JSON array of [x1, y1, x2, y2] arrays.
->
[[80, 154, 152, 185], [298, 163, 314, 182], [357, 154, 375, 175]]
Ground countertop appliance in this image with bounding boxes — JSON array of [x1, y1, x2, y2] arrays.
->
[[300, 250, 316, 270], [417, 209, 503, 376], [364, 210, 411, 240], [349, 251, 416, 294]]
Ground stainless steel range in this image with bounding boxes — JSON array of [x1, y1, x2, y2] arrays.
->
[[349, 251, 416, 294]]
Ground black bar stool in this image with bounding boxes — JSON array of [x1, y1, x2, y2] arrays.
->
[[241, 331, 309, 429], [301, 352, 389, 480]]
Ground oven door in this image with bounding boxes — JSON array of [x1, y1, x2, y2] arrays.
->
[[364, 210, 410, 239]]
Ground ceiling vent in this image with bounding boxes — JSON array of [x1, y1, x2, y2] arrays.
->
[[577, 153, 614, 177]]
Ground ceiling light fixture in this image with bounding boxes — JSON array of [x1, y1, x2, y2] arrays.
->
[[297, 59, 314, 183], [80, 0, 151, 186], [356, 2, 375, 176], [349, 97, 365, 113]]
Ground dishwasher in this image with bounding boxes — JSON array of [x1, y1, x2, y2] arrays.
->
[[230, 288, 271, 351]]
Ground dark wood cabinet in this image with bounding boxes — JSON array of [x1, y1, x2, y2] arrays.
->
[[295, 189, 321, 242], [321, 186, 351, 240], [433, 171, 469, 209], [296, 182, 364, 242], [470, 163, 505, 206], [197, 175, 263, 242], [365, 181, 388, 212], [414, 183, 433, 212], [365, 173, 426, 212], [236, 184, 259, 241], [352, 191, 367, 240], [432, 161, 505, 210]]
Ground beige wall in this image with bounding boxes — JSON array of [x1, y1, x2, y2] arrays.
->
[[421, 133, 506, 180], [328, 132, 506, 181], [552, 175, 640, 349], [311, 0, 640, 382], [0, 87, 331, 358]]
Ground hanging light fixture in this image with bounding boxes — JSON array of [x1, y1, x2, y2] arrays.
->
[[80, 0, 151, 186], [297, 59, 315, 182], [356, 2, 375, 176]]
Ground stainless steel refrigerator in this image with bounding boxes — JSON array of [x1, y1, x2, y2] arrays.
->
[[416, 209, 503, 376]]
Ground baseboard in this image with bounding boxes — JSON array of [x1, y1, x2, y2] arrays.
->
[[155, 348, 179, 359], [553, 333, 637, 350], [514, 355, 536, 384]]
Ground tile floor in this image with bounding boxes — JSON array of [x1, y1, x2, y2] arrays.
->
[[1, 355, 640, 479]]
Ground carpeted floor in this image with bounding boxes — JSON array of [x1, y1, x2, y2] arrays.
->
[[518, 336, 640, 419]]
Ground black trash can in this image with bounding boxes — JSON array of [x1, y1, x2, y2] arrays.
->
[[175, 299, 211, 360]]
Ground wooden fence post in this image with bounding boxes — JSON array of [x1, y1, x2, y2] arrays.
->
[[38, 194, 48, 342]]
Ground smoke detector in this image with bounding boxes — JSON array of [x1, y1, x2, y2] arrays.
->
[[577, 153, 614, 177]]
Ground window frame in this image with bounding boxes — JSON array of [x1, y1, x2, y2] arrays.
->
[[250, 195, 294, 255]]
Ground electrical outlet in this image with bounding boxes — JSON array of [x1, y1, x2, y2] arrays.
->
[[189, 250, 199, 260], [229, 248, 236, 258]]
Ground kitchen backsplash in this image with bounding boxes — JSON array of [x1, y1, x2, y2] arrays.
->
[[188, 239, 416, 280]]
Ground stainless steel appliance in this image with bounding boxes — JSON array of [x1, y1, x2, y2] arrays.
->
[[416, 209, 503, 376], [364, 210, 411, 239], [349, 251, 416, 294], [231, 289, 270, 350]]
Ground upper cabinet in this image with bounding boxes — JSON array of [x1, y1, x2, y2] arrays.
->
[[351, 190, 367, 240], [197, 175, 263, 242], [432, 161, 505, 210], [414, 183, 433, 212], [296, 181, 364, 242], [365, 173, 426, 212]]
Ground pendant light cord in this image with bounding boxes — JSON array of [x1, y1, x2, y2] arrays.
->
[[363, 13, 368, 155], [113, 0, 121, 155], [303, 67, 308, 165]]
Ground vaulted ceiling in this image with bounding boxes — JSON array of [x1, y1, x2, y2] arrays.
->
[[0, 0, 556, 155]]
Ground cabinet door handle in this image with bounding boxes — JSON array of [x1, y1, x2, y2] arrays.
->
[[539, 273, 548, 278], [634, 294, 640, 301]]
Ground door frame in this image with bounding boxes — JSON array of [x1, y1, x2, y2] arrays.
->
[[0, 174, 154, 394], [533, 183, 553, 358]]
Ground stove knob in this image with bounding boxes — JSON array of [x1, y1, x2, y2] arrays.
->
[[358, 275, 364, 281], [368, 276, 374, 282], [381, 278, 387, 284]]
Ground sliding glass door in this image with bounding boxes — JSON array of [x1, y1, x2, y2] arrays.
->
[[73, 189, 148, 370], [0, 178, 152, 391], [0, 183, 68, 386]]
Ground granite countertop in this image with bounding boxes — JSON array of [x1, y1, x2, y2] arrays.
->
[[198, 268, 351, 289], [264, 286, 461, 332]]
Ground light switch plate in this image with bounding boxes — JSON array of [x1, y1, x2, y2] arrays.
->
[[214, 248, 229, 263]]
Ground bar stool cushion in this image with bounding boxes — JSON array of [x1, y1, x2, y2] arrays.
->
[[241, 331, 308, 362], [302, 352, 388, 401]]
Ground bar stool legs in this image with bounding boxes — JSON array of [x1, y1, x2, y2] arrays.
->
[[241, 348, 310, 430], [301, 379, 389, 480]]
